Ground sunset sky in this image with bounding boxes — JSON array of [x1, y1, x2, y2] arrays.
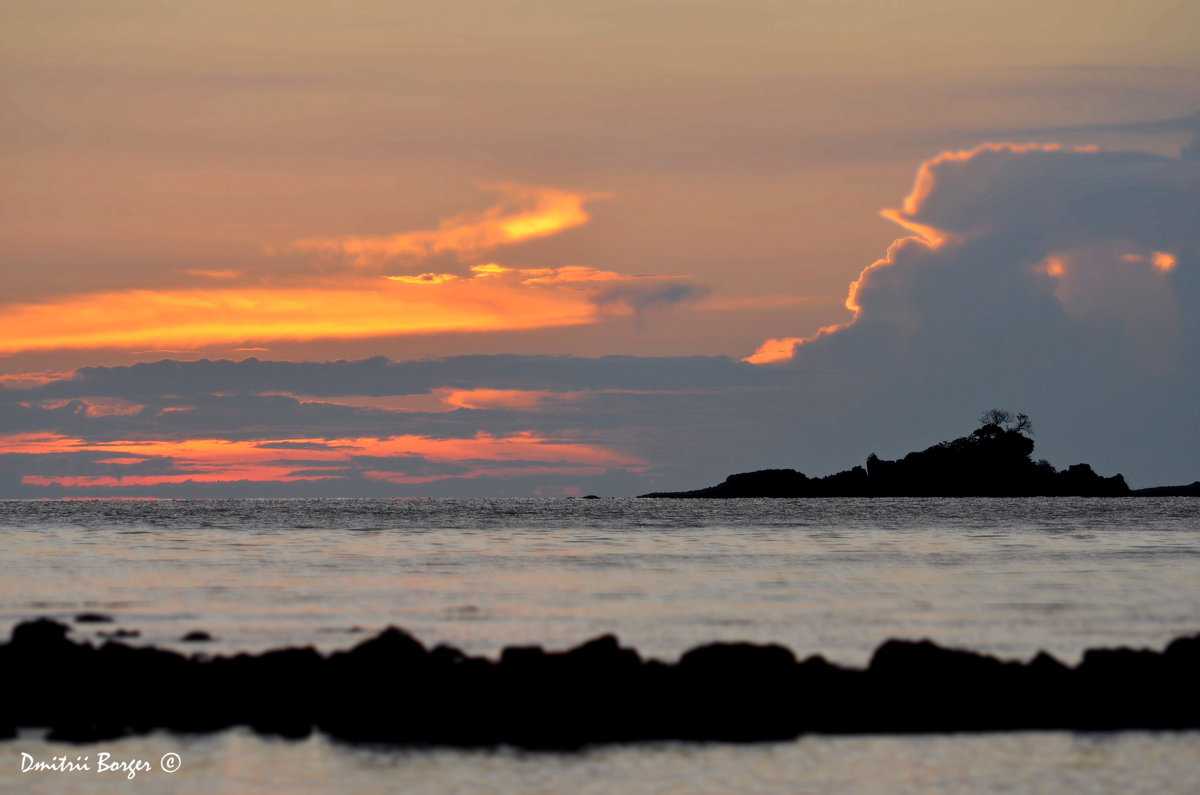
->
[[2, 1, 1198, 496]]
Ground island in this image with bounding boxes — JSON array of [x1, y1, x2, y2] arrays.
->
[[642, 410, 1198, 498]]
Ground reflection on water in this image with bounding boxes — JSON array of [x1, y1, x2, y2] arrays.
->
[[4, 729, 1199, 794], [1, 498, 1199, 665]]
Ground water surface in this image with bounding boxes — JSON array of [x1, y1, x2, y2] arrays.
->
[[2, 497, 1198, 793], [2, 498, 1196, 664]]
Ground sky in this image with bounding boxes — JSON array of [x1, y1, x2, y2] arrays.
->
[[1, 1, 1198, 496]]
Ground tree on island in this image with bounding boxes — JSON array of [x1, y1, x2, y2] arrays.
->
[[977, 408, 1033, 437]]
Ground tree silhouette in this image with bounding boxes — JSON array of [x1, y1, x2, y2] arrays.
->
[[978, 408, 1033, 436]]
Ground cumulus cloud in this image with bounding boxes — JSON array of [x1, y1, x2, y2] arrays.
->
[[787, 143, 1198, 361], [749, 140, 1199, 483]]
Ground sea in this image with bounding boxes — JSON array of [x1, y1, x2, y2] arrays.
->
[[1, 497, 1198, 793]]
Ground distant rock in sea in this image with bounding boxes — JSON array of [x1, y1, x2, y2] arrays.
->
[[2, 618, 1198, 747], [642, 412, 1150, 498], [96, 628, 140, 639], [73, 613, 114, 624], [1131, 481, 1200, 497]]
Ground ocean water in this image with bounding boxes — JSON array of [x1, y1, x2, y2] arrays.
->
[[2, 497, 1199, 792]]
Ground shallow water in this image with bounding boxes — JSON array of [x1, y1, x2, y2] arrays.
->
[[6, 730, 1200, 794], [1, 498, 1197, 664], [2, 497, 1199, 792]]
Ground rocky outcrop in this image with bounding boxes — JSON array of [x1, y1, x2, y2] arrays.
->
[[643, 420, 1135, 497], [2, 619, 1197, 747]]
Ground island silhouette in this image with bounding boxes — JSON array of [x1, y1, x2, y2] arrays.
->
[[642, 410, 1199, 498]]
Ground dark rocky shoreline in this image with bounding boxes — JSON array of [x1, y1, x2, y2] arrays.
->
[[3, 619, 1198, 748]]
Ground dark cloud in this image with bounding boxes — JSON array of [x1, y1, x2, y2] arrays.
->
[[593, 283, 709, 314], [777, 143, 1200, 485], [11, 353, 782, 402], [254, 441, 356, 451], [996, 110, 1200, 160], [1007, 110, 1200, 136]]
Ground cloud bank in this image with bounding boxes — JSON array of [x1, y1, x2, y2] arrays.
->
[[2, 138, 1197, 496]]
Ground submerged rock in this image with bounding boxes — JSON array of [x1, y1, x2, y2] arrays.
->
[[73, 613, 113, 624]]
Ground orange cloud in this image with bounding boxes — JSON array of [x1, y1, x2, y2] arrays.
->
[[877, 209, 949, 248], [1119, 251, 1176, 272], [742, 337, 805, 365], [0, 278, 598, 354], [0, 433, 92, 455], [362, 466, 609, 486], [470, 263, 513, 277], [744, 237, 924, 364], [0, 371, 75, 389], [1042, 256, 1067, 277], [0, 180, 696, 355], [518, 266, 680, 286], [265, 388, 666, 413], [420, 263, 679, 287], [4, 431, 644, 488], [25, 398, 145, 417], [742, 323, 845, 364], [1152, 251, 1177, 272], [385, 272, 460, 284], [185, 269, 243, 280], [843, 235, 935, 316], [265, 392, 457, 413], [292, 184, 602, 268], [435, 388, 585, 411], [743, 234, 921, 365]]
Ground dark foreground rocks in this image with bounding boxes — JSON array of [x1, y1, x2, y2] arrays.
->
[[2, 619, 1198, 748]]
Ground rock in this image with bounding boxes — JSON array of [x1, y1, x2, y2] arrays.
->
[[97, 628, 141, 639], [11, 618, 71, 647], [2, 618, 1198, 746]]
